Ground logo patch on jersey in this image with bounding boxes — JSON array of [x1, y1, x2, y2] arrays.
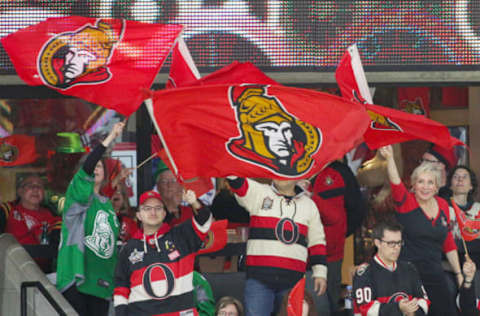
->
[[261, 197, 273, 210], [168, 250, 180, 261], [388, 292, 409, 303], [324, 176, 333, 186], [441, 216, 447, 227], [128, 248, 145, 264], [84, 210, 115, 259], [179, 309, 195, 316], [356, 263, 369, 276], [12, 209, 22, 221], [165, 240, 176, 251]]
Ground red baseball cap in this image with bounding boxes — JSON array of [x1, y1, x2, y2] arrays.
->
[[139, 190, 162, 205]]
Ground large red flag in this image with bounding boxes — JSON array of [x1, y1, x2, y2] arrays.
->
[[187, 61, 278, 86], [146, 84, 369, 180], [287, 277, 305, 316], [335, 45, 464, 151], [364, 104, 465, 150], [335, 44, 373, 104], [165, 37, 200, 89], [0, 135, 38, 166], [1, 16, 182, 116]]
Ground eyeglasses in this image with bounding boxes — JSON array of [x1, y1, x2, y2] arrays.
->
[[22, 183, 43, 190], [380, 240, 404, 248], [141, 205, 164, 212]]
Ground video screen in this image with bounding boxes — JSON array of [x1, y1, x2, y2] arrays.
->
[[0, 1, 479, 74]]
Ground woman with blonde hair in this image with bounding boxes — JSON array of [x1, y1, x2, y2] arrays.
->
[[380, 144, 461, 316]]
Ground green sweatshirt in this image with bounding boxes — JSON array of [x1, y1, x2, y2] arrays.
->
[[56, 168, 119, 299]]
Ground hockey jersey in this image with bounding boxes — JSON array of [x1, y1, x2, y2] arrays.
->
[[230, 178, 327, 289], [353, 255, 430, 316], [114, 211, 212, 316]]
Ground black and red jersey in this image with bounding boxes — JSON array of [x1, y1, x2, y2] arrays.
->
[[353, 255, 430, 316], [390, 182, 456, 264], [113, 210, 212, 316]]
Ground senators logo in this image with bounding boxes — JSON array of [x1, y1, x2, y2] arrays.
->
[[226, 85, 321, 177], [400, 98, 426, 115], [37, 19, 124, 90], [0, 143, 18, 163], [367, 110, 403, 132]]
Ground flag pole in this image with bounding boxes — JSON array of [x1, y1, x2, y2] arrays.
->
[[451, 198, 470, 259], [136, 152, 157, 170]]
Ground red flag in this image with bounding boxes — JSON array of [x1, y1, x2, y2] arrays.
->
[[147, 84, 370, 180], [451, 199, 480, 241], [0, 135, 38, 166], [335, 44, 373, 104], [334, 45, 464, 151], [197, 220, 228, 255], [156, 146, 214, 197], [186, 61, 278, 86], [287, 277, 305, 316], [166, 37, 201, 89], [1, 16, 182, 116], [364, 103, 465, 150], [397, 87, 431, 117]]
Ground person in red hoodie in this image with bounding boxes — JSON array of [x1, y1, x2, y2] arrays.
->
[[0, 175, 61, 271], [311, 160, 366, 314]]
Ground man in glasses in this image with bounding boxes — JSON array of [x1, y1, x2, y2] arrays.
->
[[113, 189, 213, 316], [353, 220, 430, 316], [0, 175, 61, 272]]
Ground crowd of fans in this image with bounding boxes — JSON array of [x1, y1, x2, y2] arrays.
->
[[1, 121, 479, 316]]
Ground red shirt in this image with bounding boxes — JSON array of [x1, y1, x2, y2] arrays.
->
[[1, 202, 61, 245]]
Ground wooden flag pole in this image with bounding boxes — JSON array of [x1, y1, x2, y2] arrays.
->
[[136, 152, 157, 170]]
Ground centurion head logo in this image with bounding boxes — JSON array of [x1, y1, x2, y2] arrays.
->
[[0, 142, 18, 163], [38, 19, 124, 89], [226, 85, 321, 176]]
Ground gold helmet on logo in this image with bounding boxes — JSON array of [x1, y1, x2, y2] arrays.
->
[[229, 86, 320, 174]]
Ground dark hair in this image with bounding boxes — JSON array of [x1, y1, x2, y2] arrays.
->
[[445, 165, 478, 203], [372, 220, 403, 241], [215, 296, 244, 316], [277, 288, 317, 316]]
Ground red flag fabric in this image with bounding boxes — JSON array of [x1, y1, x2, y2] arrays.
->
[[334, 45, 464, 151], [156, 146, 214, 197], [147, 84, 370, 180], [197, 220, 228, 255], [0, 135, 38, 166], [287, 277, 305, 316], [166, 37, 201, 89], [364, 103, 465, 150], [451, 199, 480, 241], [1, 16, 182, 116], [335, 44, 373, 104], [397, 87, 431, 117], [184, 61, 278, 87]]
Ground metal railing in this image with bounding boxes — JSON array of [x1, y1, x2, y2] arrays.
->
[[20, 281, 67, 316]]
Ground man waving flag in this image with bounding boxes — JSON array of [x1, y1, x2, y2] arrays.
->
[[2, 16, 182, 116]]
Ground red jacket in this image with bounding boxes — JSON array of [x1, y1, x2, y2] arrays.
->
[[312, 164, 348, 262], [0, 201, 61, 245]]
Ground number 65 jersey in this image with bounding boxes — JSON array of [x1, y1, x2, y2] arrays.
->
[[353, 255, 430, 316]]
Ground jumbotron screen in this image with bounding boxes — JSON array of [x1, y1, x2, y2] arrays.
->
[[0, 1, 479, 74]]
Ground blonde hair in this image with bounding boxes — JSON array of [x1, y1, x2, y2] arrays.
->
[[411, 162, 441, 189]]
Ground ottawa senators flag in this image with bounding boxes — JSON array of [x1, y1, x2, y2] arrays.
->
[[147, 84, 370, 180], [1, 16, 182, 116], [0, 135, 38, 167]]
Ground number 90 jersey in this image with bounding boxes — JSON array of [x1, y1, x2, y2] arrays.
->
[[352, 255, 430, 316]]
